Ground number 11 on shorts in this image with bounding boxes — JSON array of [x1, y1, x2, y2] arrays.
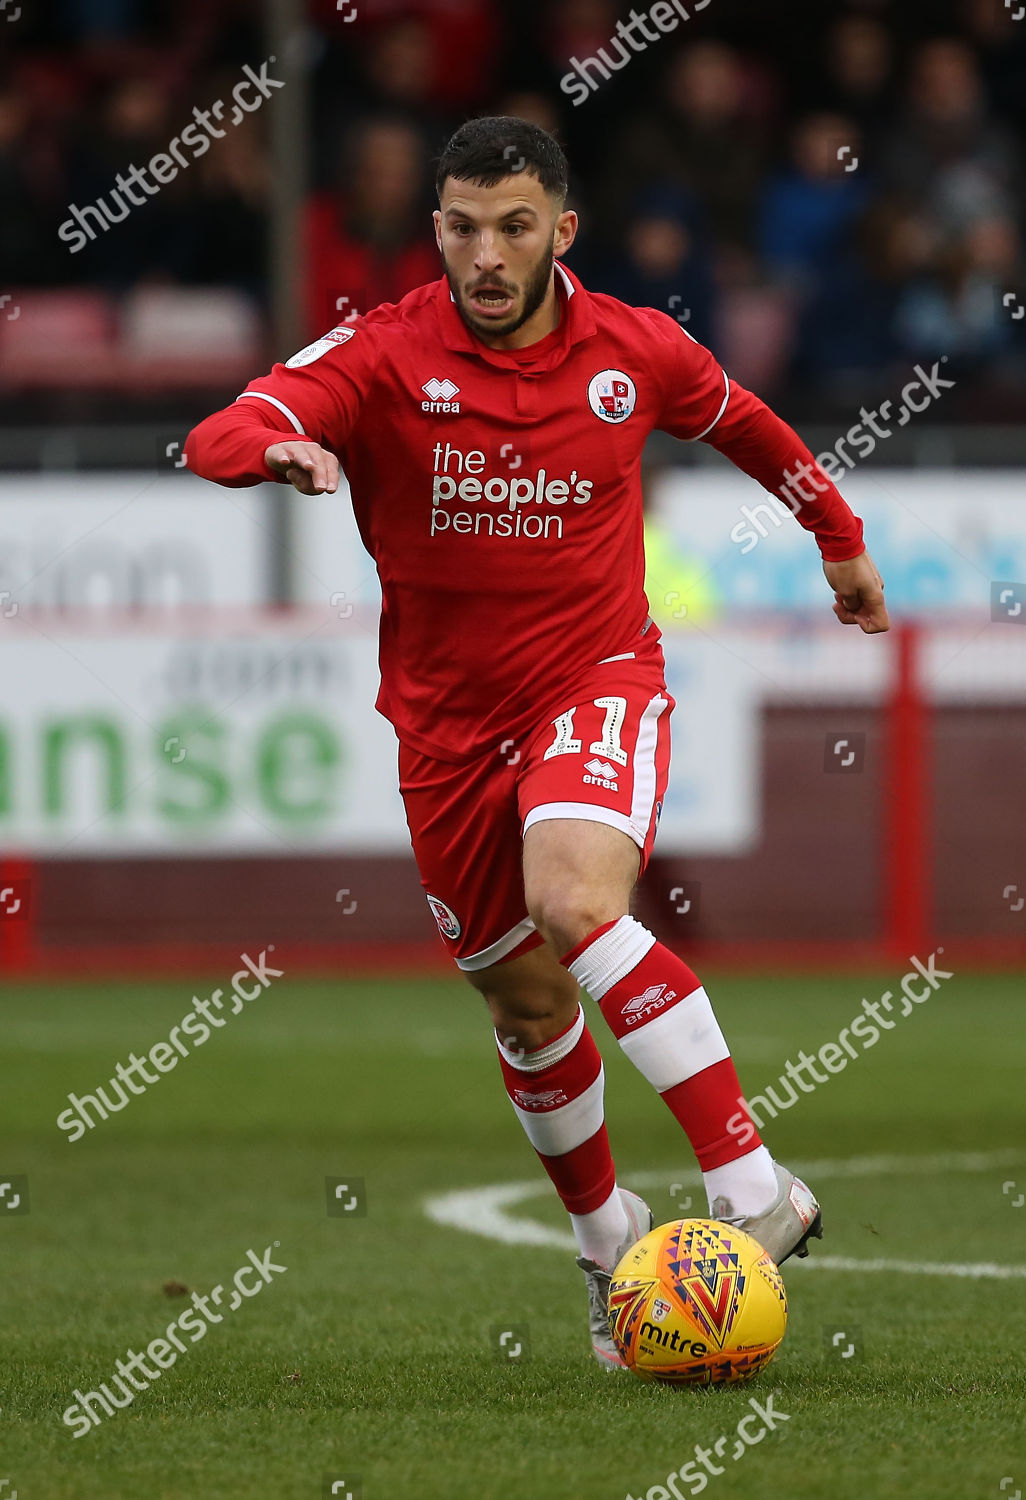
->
[[542, 697, 628, 765]]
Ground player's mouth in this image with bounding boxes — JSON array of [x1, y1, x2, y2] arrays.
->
[[468, 284, 516, 318]]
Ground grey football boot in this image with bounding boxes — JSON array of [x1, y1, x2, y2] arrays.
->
[[576, 1188, 654, 1368], [712, 1160, 822, 1266]]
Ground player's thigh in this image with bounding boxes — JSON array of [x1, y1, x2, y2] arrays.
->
[[522, 817, 639, 951], [397, 740, 545, 972], [517, 667, 674, 950]]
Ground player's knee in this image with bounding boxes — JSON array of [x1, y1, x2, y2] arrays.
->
[[487, 997, 580, 1053], [467, 967, 579, 1053], [527, 883, 621, 958]]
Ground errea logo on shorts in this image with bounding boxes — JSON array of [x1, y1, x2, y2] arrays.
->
[[421, 377, 461, 413], [588, 369, 636, 423], [583, 757, 619, 790]]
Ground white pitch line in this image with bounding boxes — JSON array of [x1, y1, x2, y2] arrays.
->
[[799, 1256, 1026, 1280], [423, 1149, 1026, 1278], [427, 1180, 576, 1251], [627, 1147, 1026, 1189]]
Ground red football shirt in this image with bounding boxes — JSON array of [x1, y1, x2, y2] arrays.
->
[[186, 263, 864, 762]]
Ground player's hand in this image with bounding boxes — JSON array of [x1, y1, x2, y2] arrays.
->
[[822, 549, 890, 634], [264, 441, 339, 495]]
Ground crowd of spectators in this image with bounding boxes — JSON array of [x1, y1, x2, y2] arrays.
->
[[2, 0, 1025, 412]]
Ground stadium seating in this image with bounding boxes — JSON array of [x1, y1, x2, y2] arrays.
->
[[0, 287, 264, 391]]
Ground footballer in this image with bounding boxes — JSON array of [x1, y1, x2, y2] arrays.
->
[[186, 117, 890, 1367]]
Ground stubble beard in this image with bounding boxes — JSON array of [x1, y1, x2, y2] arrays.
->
[[443, 244, 555, 342]]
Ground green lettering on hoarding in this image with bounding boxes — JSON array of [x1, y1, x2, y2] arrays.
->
[[2, 709, 345, 832], [155, 713, 230, 823], [44, 716, 126, 817], [257, 713, 341, 820]]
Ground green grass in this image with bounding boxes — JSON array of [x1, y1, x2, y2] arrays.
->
[[1, 968, 1024, 1500]]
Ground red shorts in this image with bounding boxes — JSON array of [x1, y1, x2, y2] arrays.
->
[[398, 639, 675, 972]]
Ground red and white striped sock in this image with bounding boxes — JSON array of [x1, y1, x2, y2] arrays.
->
[[562, 916, 778, 1218], [496, 1003, 630, 1268]]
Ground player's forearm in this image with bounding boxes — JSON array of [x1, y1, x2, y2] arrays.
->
[[706, 384, 865, 562], [185, 404, 308, 487]]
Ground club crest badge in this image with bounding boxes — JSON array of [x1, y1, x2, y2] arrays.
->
[[588, 369, 636, 423], [426, 894, 461, 941]]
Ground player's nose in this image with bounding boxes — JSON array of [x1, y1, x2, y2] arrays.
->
[[474, 231, 504, 270]]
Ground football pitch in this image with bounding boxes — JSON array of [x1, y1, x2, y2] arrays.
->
[[2, 968, 1024, 1500]]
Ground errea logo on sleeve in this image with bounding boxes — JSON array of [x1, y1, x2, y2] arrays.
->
[[284, 326, 356, 368], [421, 377, 461, 412]]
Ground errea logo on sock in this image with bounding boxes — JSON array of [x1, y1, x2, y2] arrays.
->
[[512, 1088, 569, 1110], [621, 983, 677, 1026]]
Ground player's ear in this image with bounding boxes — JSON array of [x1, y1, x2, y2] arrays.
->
[[553, 208, 578, 261], [432, 208, 443, 251]]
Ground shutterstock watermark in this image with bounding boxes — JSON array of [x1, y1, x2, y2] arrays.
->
[[727, 951, 954, 1145], [58, 58, 285, 254], [561, 0, 711, 107], [61, 1243, 287, 1437], [624, 1393, 790, 1498], [56, 949, 284, 1141], [730, 360, 956, 554]]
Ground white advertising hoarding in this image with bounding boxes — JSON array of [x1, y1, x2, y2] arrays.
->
[[0, 472, 267, 609], [645, 467, 1026, 615], [0, 612, 901, 858], [0, 470, 1022, 857], [292, 467, 1026, 617], [0, 613, 1021, 856], [0, 614, 407, 855]]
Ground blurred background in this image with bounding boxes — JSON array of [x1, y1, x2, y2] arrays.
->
[[0, 0, 1024, 976]]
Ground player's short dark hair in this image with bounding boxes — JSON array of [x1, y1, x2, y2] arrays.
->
[[435, 116, 568, 204]]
